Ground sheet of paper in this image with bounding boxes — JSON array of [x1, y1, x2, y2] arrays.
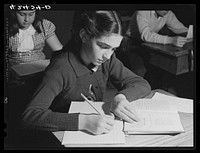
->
[[152, 92, 193, 113], [11, 59, 50, 76], [124, 98, 184, 134], [124, 111, 184, 134], [62, 120, 125, 145], [186, 25, 193, 39], [62, 101, 125, 145]]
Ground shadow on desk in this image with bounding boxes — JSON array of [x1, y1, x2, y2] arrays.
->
[[5, 72, 66, 149], [5, 127, 65, 150]]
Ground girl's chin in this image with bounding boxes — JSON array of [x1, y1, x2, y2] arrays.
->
[[94, 61, 102, 66]]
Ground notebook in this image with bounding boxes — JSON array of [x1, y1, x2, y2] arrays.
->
[[186, 25, 193, 39], [123, 98, 185, 134], [61, 101, 125, 145]]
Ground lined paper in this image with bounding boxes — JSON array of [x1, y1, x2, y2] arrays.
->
[[124, 98, 184, 134]]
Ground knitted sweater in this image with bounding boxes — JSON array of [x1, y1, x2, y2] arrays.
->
[[22, 49, 151, 132]]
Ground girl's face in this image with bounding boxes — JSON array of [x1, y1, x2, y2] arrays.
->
[[81, 34, 123, 66], [16, 10, 36, 30]]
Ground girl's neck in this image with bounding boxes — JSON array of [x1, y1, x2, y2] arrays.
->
[[80, 47, 90, 66], [19, 24, 32, 31]]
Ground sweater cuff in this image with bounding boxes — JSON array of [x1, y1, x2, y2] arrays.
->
[[63, 113, 79, 131]]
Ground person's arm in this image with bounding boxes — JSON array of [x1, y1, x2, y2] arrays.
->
[[109, 53, 151, 101], [22, 56, 115, 134], [137, 11, 169, 44], [21, 63, 79, 132], [166, 11, 188, 34], [46, 34, 63, 51], [108, 53, 151, 123], [42, 19, 63, 51]]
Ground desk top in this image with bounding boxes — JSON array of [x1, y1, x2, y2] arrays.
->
[[142, 42, 193, 57], [52, 89, 194, 147], [11, 59, 50, 77]]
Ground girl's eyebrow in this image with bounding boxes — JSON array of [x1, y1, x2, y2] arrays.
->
[[96, 41, 111, 48], [18, 11, 35, 15]]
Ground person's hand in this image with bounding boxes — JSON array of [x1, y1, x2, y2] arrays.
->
[[79, 113, 115, 135], [169, 36, 187, 47], [110, 94, 140, 123], [186, 38, 193, 43]]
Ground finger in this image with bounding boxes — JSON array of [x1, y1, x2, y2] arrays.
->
[[123, 106, 140, 122], [102, 128, 112, 134], [104, 122, 114, 131], [106, 118, 115, 126], [118, 110, 136, 123], [106, 113, 115, 120]]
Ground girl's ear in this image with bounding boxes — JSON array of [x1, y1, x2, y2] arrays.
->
[[79, 28, 89, 43]]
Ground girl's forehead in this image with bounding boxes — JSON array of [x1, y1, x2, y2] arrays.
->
[[17, 10, 36, 14], [96, 34, 123, 47]]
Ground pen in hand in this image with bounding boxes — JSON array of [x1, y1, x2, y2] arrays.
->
[[81, 93, 102, 115]]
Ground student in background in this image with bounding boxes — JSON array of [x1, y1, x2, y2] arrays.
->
[[127, 10, 189, 47], [8, 9, 63, 66], [123, 10, 193, 96], [117, 10, 189, 77], [22, 11, 151, 135]]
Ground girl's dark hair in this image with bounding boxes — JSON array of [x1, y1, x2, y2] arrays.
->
[[9, 10, 44, 37], [66, 10, 123, 52]]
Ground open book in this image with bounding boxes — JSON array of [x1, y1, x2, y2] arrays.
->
[[123, 98, 184, 134], [61, 102, 125, 145]]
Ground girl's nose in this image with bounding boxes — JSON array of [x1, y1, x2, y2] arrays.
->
[[103, 50, 113, 60], [24, 15, 29, 22]]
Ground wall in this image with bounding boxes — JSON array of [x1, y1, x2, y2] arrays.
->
[[40, 10, 74, 58]]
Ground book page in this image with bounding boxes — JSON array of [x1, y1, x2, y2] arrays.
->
[[62, 101, 125, 145], [152, 92, 193, 113], [124, 112, 184, 134], [124, 98, 184, 134], [131, 98, 177, 112]]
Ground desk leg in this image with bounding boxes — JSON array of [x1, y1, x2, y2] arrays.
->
[[189, 49, 194, 72], [162, 72, 178, 96]]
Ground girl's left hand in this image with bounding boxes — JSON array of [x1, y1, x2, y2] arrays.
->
[[110, 94, 140, 123]]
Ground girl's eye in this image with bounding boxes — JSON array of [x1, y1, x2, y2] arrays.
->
[[112, 48, 117, 51], [19, 13, 25, 16], [98, 44, 109, 49], [29, 13, 34, 16]]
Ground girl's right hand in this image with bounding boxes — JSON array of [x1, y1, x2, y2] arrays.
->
[[78, 113, 115, 135]]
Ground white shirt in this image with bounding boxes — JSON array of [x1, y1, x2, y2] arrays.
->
[[17, 25, 36, 52], [127, 11, 188, 44]]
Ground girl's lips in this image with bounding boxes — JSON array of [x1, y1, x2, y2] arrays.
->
[[23, 22, 30, 25]]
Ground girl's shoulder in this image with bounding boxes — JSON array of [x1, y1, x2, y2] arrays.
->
[[41, 19, 54, 26], [39, 18, 56, 38]]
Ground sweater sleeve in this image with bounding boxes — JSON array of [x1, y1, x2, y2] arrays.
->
[[42, 19, 56, 39], [165, 11, 188, 34], [137, 11, 169, 44], [21, 68, 79, 132], [108, 53, 151, 102]]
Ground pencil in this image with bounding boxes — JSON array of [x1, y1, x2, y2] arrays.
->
[[80, 93, 102, 115]]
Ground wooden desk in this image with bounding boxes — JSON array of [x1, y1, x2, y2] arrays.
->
[[142, 42, 194, 75], [52, 89, 194, 147]]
